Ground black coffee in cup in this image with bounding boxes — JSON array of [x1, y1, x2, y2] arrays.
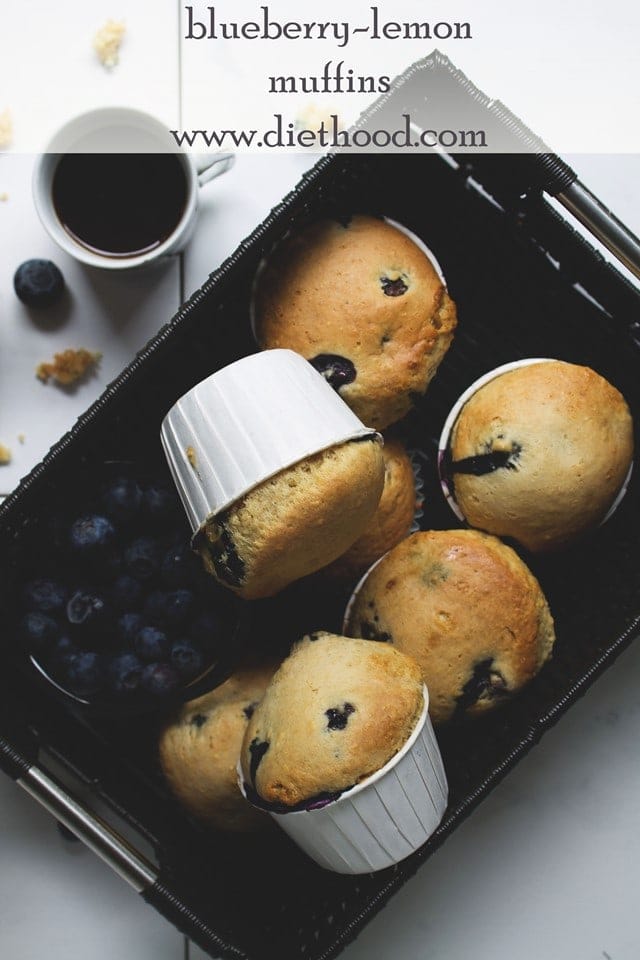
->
[[52, 154, 188, 258]]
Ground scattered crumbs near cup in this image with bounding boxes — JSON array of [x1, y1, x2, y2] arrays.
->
[[0, 192, 8, 202], [0, 444, 12, 465], [36, 349, 102, 388], [17, 434, 25, 445], [0, 108, 12, 149], [93, 19, 126, 68]]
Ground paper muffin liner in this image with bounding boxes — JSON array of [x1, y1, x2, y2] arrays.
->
[[342, 552, 390, 635], [408, 447, 425, 533], [160, 349, 378, 532], [384, 217, 447, 285], [249, 215, 448, 342], [437, 357, 633, 528], [238, 686, 448, 874]]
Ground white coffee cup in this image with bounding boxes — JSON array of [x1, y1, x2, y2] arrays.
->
[[32, 106, 234, 270]]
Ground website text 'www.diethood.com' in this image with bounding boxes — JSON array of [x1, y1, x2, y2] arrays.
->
[[170, 115, 488, 150]]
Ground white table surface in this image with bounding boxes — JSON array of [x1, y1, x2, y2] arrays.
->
[[1, 6, 640, 958]]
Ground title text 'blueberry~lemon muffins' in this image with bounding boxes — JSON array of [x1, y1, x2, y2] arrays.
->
[[344, 530, 555, 724], [253, 215, 457, 430], [440, 359, 634, 552]]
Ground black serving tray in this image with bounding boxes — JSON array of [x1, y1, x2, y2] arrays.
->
[[1, 53, 640, 960]]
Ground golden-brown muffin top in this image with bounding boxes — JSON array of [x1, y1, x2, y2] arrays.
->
[[449, 361, 634, 551], [254, 215, 457, 429], [239, 632, 424, 808], [345, 530, 555, 723]]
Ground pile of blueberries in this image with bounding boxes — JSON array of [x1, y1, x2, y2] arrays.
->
[[19, 470, 235, 705]]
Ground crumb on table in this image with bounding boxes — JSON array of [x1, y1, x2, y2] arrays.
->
[[17, 434, 25, 444], [36, 349, 102, 386], [0, 193, 8, 202], [0, 109, 12, 149], [93, 19, 125, 68], [0, 444, 12, 465]]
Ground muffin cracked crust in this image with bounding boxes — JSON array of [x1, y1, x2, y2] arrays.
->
[[254, 215, 457, 429], [345, 530, 555, 724], [239, 631, 424, 809]]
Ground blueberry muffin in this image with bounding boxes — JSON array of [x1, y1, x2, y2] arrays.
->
[[445, 361, 634, 552], [239, 632, 424, 810], [254, 215, 457, 430], [322, 437, 418, 580], [195, 436, 385, 600], [344, 530, 555, 724], [159, 662, 277, 831]]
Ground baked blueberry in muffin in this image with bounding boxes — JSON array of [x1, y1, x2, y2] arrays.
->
[[254, 215, 457, 430], [344, 530, 555, 724]]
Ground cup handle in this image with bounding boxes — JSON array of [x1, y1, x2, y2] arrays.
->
[[195, 152, 235, 187]]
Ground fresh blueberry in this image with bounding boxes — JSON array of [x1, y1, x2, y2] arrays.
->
[[66, 589, 111, 634], [103, 548, 124, 579], [160, 541, 197, 588], [170, 639, 204, 680], [14, 259, 65, 308], [24, 578, 67, 614], [135, 625, 170, 662], [140, 662, 180, 697], [49, 635, 79, 667], [143, 590, 168, 625], [143, 483, 179, 521], [124, 537, 161, 580], [309, 354, 356, 390], [101, 476, 143, 522], [65, 652, 104, 697], [163, 589, 195, 628], [116, 612, 144, 646], [111, 575, 143, 611], [69, 515, 116, 556], [108, 653, 144, 697], [20, 612, 60, 653]]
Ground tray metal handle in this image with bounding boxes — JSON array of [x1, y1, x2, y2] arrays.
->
[[15, 759, 158, 893], [556, 180, 640, 281]]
